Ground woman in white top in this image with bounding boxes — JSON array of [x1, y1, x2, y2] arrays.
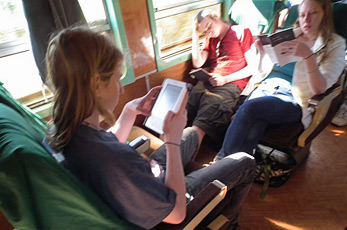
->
[[216, 0, 346, 159]]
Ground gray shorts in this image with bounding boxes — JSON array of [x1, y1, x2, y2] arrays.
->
[[187, 81, 241, 140]]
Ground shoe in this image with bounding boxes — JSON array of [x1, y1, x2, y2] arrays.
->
[[332, 103, 347, 127]]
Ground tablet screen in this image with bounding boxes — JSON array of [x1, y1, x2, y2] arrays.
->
[[144, 78, 190, 134], [152, 84, 182, 119]]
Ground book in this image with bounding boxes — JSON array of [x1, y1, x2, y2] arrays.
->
[[189, 68, 211, 82], [258, 28, 302, 66]]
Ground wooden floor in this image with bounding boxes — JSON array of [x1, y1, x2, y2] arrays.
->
[[186, 122, 347, 230], [195, 124, 347, 230], [237, 124, 347, 230], [1, 124, 346, 230]]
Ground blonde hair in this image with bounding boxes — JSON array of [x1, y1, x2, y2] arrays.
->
[[294, 0, 335, 64], [45, 26, 123, 149]]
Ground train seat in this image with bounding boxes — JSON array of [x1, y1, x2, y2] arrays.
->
[[260, 70, 346, 166], [0, 83, 231, 230], [258, 2, 347, 168], [229, 0, 286, 35]]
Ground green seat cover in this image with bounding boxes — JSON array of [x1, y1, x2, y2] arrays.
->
[[0, 83, 144, 230], [229, 0, 286, 35]]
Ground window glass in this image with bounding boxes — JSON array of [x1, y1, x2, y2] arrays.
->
[[0, 0, 41, 100], [153, 0, 200, 10], [156, 4, 221, 59], [0, 0, 133, 104], [0, 0, 29, 57], [148, 0, 227, 70], [78, 0, 108, 28], [0, 50, 43, 99]]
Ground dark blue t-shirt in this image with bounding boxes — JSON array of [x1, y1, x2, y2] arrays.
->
[[62, 125, 176, 229]]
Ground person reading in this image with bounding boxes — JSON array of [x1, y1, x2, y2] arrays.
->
[[44, 26, 255, 229], [215, 0, 346, 161], [187, 9, 257, 147]]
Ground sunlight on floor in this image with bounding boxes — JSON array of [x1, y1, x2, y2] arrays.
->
[[266, 218, 308, 230], [329, 128, 345, 137]]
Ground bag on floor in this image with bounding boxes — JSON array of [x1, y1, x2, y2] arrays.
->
[[254, 144, 297, 198]]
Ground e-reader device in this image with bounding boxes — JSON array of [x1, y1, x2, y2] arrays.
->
[[144, 78, 191, 134]]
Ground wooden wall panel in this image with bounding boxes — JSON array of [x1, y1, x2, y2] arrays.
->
[[148, 61, 194, 88], [112, 77, 148, 120], [119, 0, 156, 76], [115, 1, 197, 125], [111, 61, 195, 126]]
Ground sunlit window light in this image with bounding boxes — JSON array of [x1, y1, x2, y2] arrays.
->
[[78, 0, 107, 28]]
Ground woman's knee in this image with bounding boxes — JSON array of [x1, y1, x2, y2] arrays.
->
[[237, 99, 263, 118]]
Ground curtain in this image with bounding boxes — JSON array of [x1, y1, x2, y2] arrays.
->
[[22, 0, 87, 84]]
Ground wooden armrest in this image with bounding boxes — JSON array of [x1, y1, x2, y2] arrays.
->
[[128, 127, 229, 229], [157, 180, 227, 230], [298, 84, 343, 147], [298, 69, 346, 147], [128, 126, 164, 157]]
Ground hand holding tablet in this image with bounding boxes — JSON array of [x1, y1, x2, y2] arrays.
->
[[144, 79, 192, 134]]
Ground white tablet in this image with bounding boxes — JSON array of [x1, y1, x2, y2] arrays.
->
[[144, 78, 192, 134]]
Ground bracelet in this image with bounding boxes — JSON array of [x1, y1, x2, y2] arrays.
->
[[307, 67, 319, 74], [164, 142, 181, 147], [304, 52, 315, 60]]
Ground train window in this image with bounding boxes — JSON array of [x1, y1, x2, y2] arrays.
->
[[103, 0, 136, 86], [147, 0, 233, 71], [78, 0, 108, 29], [0, 0, 135, 118], [0, 0, 42, 100], [79, 0, 136, 86]]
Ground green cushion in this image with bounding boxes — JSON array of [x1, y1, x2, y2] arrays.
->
[[333, 3, 347, 43], [229, 0, 286, 35], [283, 5, 298, 28], [0, 98, 144, 229], [0, 82, 46, 133]]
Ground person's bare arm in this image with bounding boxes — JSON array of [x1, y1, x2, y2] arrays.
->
[[191, 21, 209, 68], [161, 94, 189, 224], [209, 45, 257, 87], [282, 40, 327, 94], [108, 87, 161, 143]]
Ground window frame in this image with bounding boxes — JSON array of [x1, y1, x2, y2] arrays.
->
[[0, 0, 29, 58], [147, 0, 233, 71], [100, 0, 136, 86], [1, 0, 136, 119], [0, 39, 29, 58]]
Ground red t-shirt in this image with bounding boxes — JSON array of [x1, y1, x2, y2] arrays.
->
[[203, 25, 254, 90]]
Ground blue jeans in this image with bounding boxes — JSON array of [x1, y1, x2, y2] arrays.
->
[[149, 127, 255, 224], [216, 79, 302, 160]]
